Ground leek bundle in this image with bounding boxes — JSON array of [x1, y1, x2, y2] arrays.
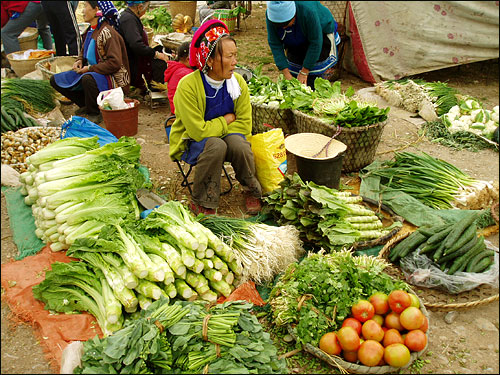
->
[[198, 215, 305, 283]]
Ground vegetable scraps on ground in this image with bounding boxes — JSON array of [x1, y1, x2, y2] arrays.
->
[[268, 250, 409, 347], [73, 299, 287, 374], [248, 65, 389, 127], [262, 173, 401, 252], [197, 215, 305, 284]]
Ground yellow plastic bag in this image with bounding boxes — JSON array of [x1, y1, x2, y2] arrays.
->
[[250, 128, 287, 193]]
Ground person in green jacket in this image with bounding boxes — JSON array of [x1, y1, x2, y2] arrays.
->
[[168, 19, 262, 216], [266, 1, 340, 88]]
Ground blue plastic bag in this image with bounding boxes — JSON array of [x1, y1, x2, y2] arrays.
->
[[60, 116, 118, 146]]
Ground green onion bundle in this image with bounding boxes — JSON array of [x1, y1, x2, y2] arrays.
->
[[1, 78, 58, 114], [363, 151, 478, 209]]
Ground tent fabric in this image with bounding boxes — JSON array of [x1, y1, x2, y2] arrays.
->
[[343, 1, 499, 83]]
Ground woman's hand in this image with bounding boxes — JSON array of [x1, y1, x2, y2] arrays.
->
[[72, 60, 83, 71], [281, 68, 294, 80], [224, 113, 236, 125], [76, 66, 90, 74], [155, 51, 170, 63], [298, 69, 309, 85]]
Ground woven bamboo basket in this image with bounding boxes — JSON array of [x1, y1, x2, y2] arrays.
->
[[378, 232, 499, 310], [287, 284, 429, 374], [292, 110, 388, 173], [169, 1, 197, 22], [36, 56, 78, 80], [251, 102, 295, 135], [7, 51, 48, 77], [18, 27, 39, 51]]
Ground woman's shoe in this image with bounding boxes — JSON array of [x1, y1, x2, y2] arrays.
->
[[74, 106, 88, 115], [189, 201, 216, 216], [245, 195, 262, 215]]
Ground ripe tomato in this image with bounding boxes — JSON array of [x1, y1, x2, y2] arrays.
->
[[388, 290, 412, 313], [342, 317, 362, 335], [337, 326, 361, 352], [404, 329, 427, 352], [351, 300, 375, 322], [384, 343, 411, 367], [357, 340, 384, 367], [369, 292, 390, 315], [383, 328, 404, 347], [361, 319, 385, 342], [384, 311, 404, 331], [399, 306, 425, 331], [319, 332, 342, 355]]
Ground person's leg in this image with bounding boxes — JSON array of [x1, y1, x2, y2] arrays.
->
[[224, 134, 262, 197], [63, 1, 82, 56], [41, 2, 66, 55], [1, 2, 42, 54], [33, 3, 54, 50], [81, 74, 100, 114], [49, 75, 86, 108], [192, 137, 226, 209]]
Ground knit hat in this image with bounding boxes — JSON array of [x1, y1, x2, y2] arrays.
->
[[97, 1, 120, 29], [189, 19, 229, 72], [266, 1, 296, 23]]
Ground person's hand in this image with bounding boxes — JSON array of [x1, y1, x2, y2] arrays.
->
[[224, 113, 236, 124], [72, 60, 82, 71], [282, 68, 294, 81], [297, 72, 308, 85], [155, 51, 170, 63], [76, 66, 90, 74]]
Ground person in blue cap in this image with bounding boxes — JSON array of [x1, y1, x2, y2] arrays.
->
[[265, 1, 340, 89]]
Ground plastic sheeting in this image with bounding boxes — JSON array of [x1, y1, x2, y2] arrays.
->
[[343, 1, 499, 82]]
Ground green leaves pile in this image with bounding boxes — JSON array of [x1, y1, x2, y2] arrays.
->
[[74, 299, 287, 374], [142, 7, 173, 34], [248, 66, 389, 127], [268, 250, 409, 347], [263, 173, 400, 252]]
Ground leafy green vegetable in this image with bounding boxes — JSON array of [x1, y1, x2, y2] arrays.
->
[[142, 7, 173, 34]]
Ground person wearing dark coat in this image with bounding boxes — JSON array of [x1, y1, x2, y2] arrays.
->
[[41, 1, 81, 56], [119, 1, 169, 93]]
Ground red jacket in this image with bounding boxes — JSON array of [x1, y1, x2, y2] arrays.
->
[[164, 60, 194, 114], [1, 1, 32, 28]]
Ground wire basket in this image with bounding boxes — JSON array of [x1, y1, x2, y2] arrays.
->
[[292, 110, 388, 173], [251, 103, 295, 135]]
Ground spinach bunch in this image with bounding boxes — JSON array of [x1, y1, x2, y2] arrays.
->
[[268, 251, 409, 347]]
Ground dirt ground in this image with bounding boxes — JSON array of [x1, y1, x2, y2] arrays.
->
[[1, 3, 499, 374]]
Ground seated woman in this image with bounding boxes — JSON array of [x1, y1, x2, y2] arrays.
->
[[119, 1, 169, 94], [163, 41, 195, 114], [168, 20, 262, 215], [49, 1, 130, 124]]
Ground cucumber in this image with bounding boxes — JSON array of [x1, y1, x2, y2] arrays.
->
[[443, 212, 479, 249], [427, 226, 453, 245], [470, 256, 494, 273], [432, 240, 447, 262], [420, 241, 439, 255], [438, 235, 478, 265], [389, 232, 427, 262], [466, 250, 495, 272], [417, 224, 449, 237], [443, 224, 477, 255], [447, 237, 485, 275]]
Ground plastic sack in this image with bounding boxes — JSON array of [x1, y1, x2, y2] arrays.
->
[[399, 241, 499, 294], [250, 128, 287, 193], [60, 341, 84, 374], [60, 115, 118, 146], [97, 87, 128, 110]]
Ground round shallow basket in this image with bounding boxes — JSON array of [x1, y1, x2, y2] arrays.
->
[[36, 55, 78, 80], [6, 51, 48, 77], [378, 232, 499, 311], [287, 284, 429, 374], [251, 102, 295, 135], [292, 110, 388, 173]]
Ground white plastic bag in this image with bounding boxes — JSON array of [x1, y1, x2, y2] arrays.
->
[[60, 341, 84, 374], [1, 164, 21, 187], [97, 87, 128, 110]]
